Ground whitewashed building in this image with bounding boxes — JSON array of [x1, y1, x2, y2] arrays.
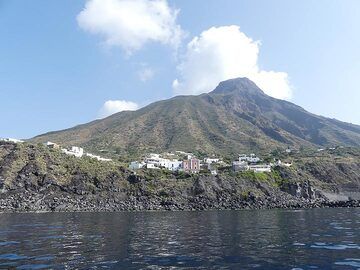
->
[[144, 153, 182, 171], [61, 146, 84, 158], [46, 141, 60, 149], [204, 158, 220, 164], [146, 163, 158, 169], [239, 154, 260, 163], [248, 164, 271, 173], [85, 153, 112, 162], [166, 160, 182, 171]]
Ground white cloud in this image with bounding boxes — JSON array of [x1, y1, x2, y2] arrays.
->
[[173, 25, 292, 99], [98, 100, 139, 118], [77, 0, 184, 54], [138, 66, 155, 82]]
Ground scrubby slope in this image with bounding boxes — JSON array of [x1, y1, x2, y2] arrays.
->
[[32, 78, 360, 157]]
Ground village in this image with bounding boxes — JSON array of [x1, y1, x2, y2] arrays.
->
[[0, 137, 296, 174], [0, 137, 311, 175], [128, 151, 293, 175]]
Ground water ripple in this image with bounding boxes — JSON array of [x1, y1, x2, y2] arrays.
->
[[0, 209, 358, 269]]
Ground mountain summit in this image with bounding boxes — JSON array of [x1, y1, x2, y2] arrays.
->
[[212, 77, 264, 95], [32, 78, 360, 156]]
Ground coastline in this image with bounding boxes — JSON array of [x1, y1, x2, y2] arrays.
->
[[1, 142, 359, 215], [1, 191, 359, 213]]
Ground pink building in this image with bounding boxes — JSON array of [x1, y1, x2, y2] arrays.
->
[[182, 158, 200, 173]]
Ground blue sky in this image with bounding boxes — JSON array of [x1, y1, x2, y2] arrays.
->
[[1, 0, 360, 139]]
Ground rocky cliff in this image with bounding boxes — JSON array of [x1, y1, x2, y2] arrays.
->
[[0, 142, 359, 212]]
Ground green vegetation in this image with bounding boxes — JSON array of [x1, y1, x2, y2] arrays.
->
[[237, 171, 268, 182], [1, 141, 359, 203], [0, 142, 126, 186]]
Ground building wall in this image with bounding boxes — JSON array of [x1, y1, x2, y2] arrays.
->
[[183, 159, 200, 173]]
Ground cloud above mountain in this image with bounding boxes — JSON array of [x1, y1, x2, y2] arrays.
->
[[77, 0, 184, 54], [98, 100, 139, 118], [77, 2, 292, 100], [173, 25, 292, 99]]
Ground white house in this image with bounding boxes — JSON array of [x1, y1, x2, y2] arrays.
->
[[85, 153, 112, 162], [233, 161, 271, 173], [166, 160, 182, 171], [248, 164, 271, 173], [146, 163, 159, 169], [271, 159, 292, 168], [145, 154, 162, 166], [144, 153, 183, 171], [46, 141, 60, 149], [283, 162, 292, 167], [204, 158, 220, 164], [61, 146, 84, 158], [239, 154, 260, 163], [148, 153, 161, 159]]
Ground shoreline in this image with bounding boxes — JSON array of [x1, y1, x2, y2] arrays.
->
[[1, 198, 359, 214]]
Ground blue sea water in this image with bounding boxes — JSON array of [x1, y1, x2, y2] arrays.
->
[[0, 208, 359, 269]]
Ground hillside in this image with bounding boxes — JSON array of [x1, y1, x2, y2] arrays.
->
[[0, 141, 359, 212], [32, 78, 360, 157]]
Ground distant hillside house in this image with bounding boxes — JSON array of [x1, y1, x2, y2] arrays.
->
[[61, 146, 84, 158], [46, 141, 60, 149], [146, 163, 158, 169], [143, 153, 182, 171], [239, 154, 260, 163], [233, 161, 271, 173], [204, 158, 220, 164], [183, 158, 200, 173], [248, 164, 271, 173], [85, 153, 112, 162], [167, 160, 182, 171]]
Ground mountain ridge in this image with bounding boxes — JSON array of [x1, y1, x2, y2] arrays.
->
[[31, 77, 360, 157]]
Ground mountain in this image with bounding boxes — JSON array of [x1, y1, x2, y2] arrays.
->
[[32, 78, 360, 157]]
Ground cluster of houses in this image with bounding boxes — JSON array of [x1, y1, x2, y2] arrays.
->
[[129, 151, 228, 175], [1, 138, 294, 174], [129, 151, 294, 175], [232, 154, 271, 172], [129, 152, 203, 173], [317, 147, 338, 152], [46, 142, 112, 162], [232, 153, 292, 173]]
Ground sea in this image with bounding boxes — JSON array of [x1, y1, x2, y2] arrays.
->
[[0, 208, 359, 269]]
